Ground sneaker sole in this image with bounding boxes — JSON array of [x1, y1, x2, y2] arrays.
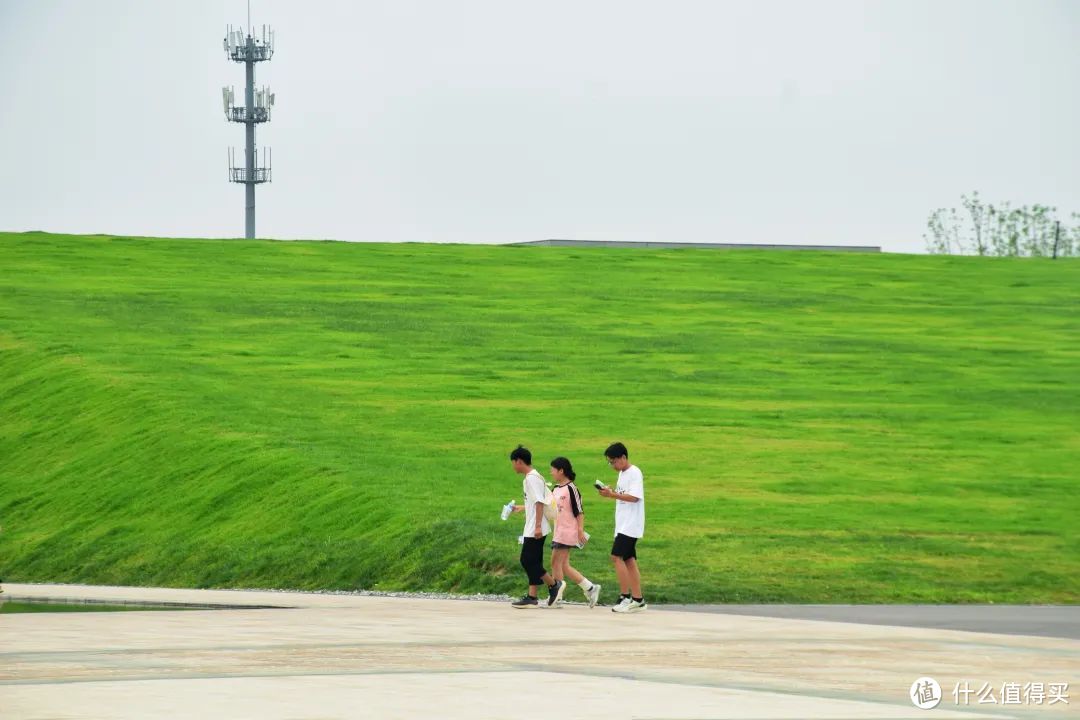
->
[[511, 603, 540, 609], [625, 604, 647, 613]]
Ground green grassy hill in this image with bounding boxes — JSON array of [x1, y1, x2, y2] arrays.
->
[[1, 232, 1077, 604]]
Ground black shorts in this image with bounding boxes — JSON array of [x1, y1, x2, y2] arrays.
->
[[610, 533, 638, 560], [551, 542, 576, 550]]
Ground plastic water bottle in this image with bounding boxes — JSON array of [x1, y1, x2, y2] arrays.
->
[[500, 500, 515, 521]]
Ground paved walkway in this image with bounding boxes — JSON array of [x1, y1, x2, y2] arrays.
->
[[665, 604, 1080, 639], [2, 584, 1077, 719]]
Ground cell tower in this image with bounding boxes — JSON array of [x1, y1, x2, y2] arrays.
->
[[223, 13, 275, 239]]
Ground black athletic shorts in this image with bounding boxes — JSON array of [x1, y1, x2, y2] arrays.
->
[[610, 533, 638, 560]]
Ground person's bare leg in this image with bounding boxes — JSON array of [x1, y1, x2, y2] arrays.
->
[[562, 551, 585, 584], [625, 558, 642, 598], [564, 556, 585, 585], [551, 549, 567, 582], [612, 556, 630, 595], [529, 575, 557, 596]]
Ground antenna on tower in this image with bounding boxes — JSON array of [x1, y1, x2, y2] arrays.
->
[[223, 4, 275, 239]]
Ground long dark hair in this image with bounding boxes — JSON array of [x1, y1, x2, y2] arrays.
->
[[550, 456, 576, 482]]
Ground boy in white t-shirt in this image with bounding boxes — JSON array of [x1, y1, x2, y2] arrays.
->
[[507, 445, 564, 609], [597, 442, 646, 613]]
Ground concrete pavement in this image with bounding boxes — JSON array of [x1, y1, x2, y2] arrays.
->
[[2, 583, 1077, 719], [664, 604, 1080, 640]]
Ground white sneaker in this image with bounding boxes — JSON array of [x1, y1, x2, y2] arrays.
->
[[625, 599, 647, 613], [611, 597, 633, 613], [586, 583, 601, 608]]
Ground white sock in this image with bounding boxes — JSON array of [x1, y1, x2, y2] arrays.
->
[[578, 579, 593, 592]]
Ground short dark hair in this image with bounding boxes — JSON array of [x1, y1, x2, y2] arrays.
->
[[604, 442, 628, 459], [509, 445, 532, 465]]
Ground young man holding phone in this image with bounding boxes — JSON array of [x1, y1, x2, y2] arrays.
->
[[597, 442, 646, 613]]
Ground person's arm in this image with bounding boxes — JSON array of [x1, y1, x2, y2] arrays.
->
[[570, 486, 586, 542], [602, 469, 643, 502], [598, 487, 639, 502], [524, 475, 546, 537]]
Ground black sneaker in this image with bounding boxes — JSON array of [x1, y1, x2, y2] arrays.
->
[[511, 595, 539, 609], [547, 580, 565, 607]]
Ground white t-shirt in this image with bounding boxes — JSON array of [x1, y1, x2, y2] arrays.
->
[[614, 465, 645, 538], [522, 469, 551, 538]]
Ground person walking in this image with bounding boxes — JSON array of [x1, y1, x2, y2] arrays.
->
[[548, 456, 601, 608], [597, 442, 647, 613], [508, 445, 564, 608]]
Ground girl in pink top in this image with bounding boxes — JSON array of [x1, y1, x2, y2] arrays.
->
[[549, 457, 601, 608]]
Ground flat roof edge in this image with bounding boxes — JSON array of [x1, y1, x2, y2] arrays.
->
[[515, 239, 881, 252]]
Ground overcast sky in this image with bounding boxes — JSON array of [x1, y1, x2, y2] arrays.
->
[[1, 1, 1077, 252]]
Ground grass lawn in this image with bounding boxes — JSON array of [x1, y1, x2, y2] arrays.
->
[[1, 231, 1077, 604]]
